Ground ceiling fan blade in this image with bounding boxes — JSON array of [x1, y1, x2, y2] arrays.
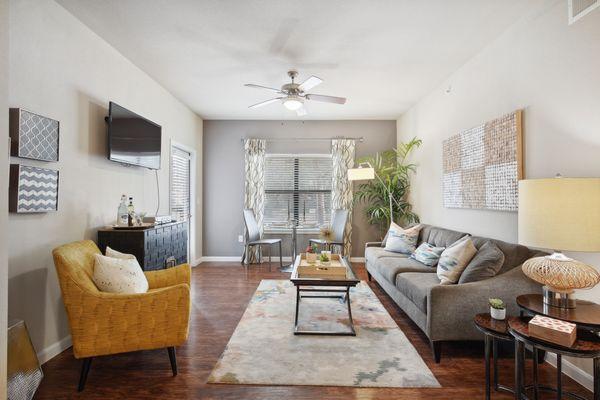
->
[[306, 94, 346, 104], [248, 98, 282, 109], [298, 75, 323, 92], [244, 84, 284, 94], [296, 106, 307, 117]]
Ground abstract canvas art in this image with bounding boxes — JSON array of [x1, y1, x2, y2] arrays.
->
[[9, 164, 59, 213], [443, 110, 523, 211], [9, 108, 60, 162]]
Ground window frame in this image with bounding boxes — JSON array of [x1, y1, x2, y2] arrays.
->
[[169, 140, 197, 262], [263, 153, 332, 234]]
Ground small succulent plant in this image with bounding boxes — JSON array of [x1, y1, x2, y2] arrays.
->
[[489, 298, 505, 310], [319, 252, 330, 262]]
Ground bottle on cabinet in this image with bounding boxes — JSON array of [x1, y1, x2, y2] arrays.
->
[[127, 197, 135, 227], [117, 194, 128, 226]]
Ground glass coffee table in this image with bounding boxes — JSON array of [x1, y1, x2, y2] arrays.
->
[[290, 255, 360, 336]]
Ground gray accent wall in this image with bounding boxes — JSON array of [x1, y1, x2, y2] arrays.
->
[[203, 120, 396, 258]]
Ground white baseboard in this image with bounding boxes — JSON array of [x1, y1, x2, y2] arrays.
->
[[199, 256, 242, 263], [545, 353, 593, 391], [38, 335, 72, 365]]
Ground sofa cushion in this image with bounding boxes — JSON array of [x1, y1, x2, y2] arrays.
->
[[437, 236, 478, 284], [395, 272, 441, 313], [365, 246, 408, 265], [469, 236, 544, 274], [374, 256, 434, 283], [418, 225, 468, 248], [459, 241, 505, 283]]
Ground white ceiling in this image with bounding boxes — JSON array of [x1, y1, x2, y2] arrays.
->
[[57, 0, 548, 120]]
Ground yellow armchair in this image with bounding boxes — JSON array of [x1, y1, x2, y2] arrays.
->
[[52, 240, 191, 391]]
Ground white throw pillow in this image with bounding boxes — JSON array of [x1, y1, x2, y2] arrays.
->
[[105, 246, 136, 260], [436, 236, 477, 285], [384, 224, 422, 254], [93, 253, 149, 294]]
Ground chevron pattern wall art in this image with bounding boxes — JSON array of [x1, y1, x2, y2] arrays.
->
[[9, 164, 59, 213]]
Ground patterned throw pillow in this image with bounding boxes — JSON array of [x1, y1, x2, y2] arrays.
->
[[93, 253, 149, 294], [411, 242, 445, 267], [384, 224, 422, 254], [436, 236, 477, 284]]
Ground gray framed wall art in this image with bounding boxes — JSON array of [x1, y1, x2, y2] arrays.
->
[[9, 108, 60, 162], [9, 164, 59, 213]]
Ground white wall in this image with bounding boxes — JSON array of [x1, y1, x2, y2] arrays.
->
[[8, 0, 203, 363], [0, 0, 9, 396], [397, 0, 600, 384]]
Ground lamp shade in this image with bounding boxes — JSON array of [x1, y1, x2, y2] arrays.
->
[[348, 167, 375, 181], [518, 178, 600, 252]]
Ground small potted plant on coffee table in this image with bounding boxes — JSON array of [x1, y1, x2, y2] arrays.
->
[[319, 251, 331, 266], [489, 298, 506, 320], [305, 244, 318, 264]]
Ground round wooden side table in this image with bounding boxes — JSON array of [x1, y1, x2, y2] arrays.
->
[[517, 294, 600, 333], [474, 313, 514, 399], [509, 316, 600, 400]]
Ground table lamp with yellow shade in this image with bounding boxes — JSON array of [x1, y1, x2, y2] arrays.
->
[[518, 176, 600, 309]]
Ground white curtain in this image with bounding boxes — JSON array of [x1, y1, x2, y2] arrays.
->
[[331, 139, 355, 256], [244, 138, 266, 263]]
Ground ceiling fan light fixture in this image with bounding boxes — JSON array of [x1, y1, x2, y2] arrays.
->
[[282, 95, 304, 111]]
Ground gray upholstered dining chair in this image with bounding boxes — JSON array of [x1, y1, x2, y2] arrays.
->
[[241, 209, 283, 270], [309, 209, 349, 256]]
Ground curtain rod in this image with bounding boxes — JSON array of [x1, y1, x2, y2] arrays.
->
[[240, 137, 364, 143]]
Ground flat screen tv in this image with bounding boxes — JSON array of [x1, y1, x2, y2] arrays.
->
[[107, 101, 161, 170]]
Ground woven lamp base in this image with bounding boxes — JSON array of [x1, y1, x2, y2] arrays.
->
[[522, 253, 600, 310]]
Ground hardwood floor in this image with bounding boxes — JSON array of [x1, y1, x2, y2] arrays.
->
[[35, 262, 592, 399]]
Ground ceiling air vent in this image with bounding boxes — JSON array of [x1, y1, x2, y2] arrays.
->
[[569, 0, 599, 24]]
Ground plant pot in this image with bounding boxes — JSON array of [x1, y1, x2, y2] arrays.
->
[[319, 250, 332, 266], [306, 253, 317, 264], [490, 307, 506, 320]]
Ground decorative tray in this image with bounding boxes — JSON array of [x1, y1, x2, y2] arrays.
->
[[109, 223, 154, 230], [298, 253, 347, 278]]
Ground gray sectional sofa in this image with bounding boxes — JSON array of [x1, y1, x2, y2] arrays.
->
[[365, 224, 545, 362]]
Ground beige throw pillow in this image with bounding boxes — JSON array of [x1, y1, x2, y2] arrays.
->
[[93, 253, 149, 294], [106, 246, 136, 260], [436, 236, 477, 285]]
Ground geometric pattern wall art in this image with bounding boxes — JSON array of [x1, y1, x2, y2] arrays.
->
[[9, 108, 60, 162], [443, 110, 523, 212], [9, 164, 59, 213]]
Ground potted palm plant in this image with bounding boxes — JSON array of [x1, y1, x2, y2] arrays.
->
[[354, 137, 422, 237]]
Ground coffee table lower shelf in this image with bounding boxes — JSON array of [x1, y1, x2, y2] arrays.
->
[[293, 286, 356, 336]]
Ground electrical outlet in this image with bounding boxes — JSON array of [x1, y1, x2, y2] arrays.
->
[[238, 235, 244, 243]]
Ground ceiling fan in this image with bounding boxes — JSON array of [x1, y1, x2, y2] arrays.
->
[[244, 70, 346, 116]]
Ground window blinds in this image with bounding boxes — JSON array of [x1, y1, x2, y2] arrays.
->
[[264, 155, 332, 229], [170, 146, 191, 221]]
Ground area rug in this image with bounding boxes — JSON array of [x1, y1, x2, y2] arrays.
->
[[207, 280, 439, 388]]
